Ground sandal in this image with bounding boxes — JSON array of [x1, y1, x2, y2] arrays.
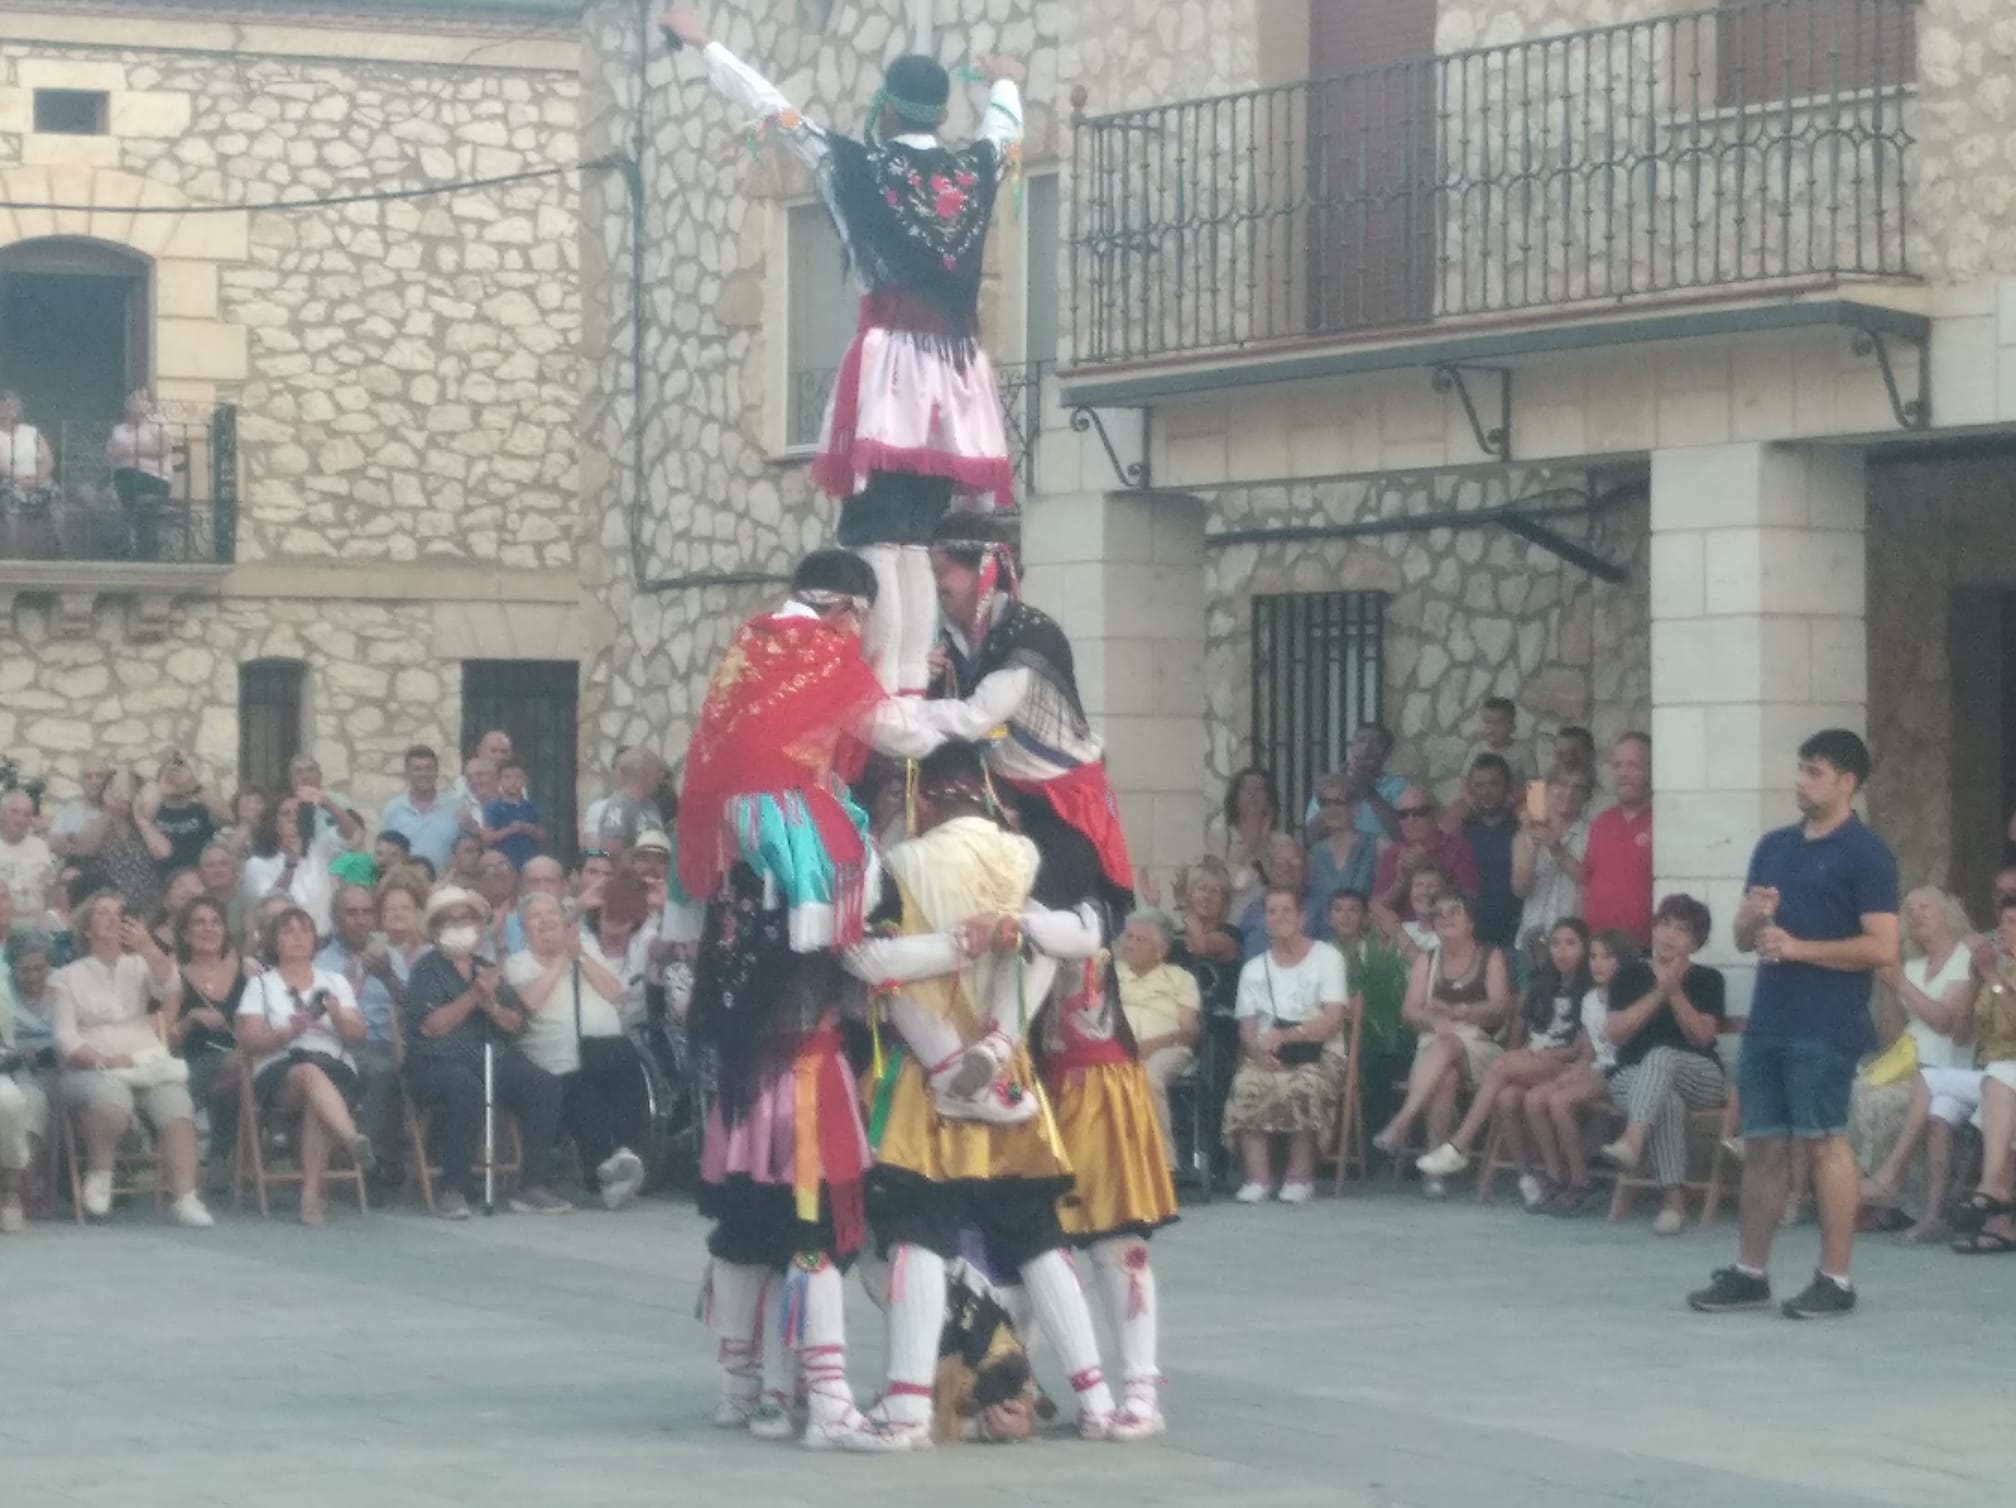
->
[[1952, 1193, 2014, 1236], [1860, 1206, 1913, 1235], [1950, 1228, 2016, 1255]]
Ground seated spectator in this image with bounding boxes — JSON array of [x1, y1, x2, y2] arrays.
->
[[373, 830, 413, 881], [69, 775, 163, 919], [1220, 765, 1279, 920], [242, 789, 364, 936], [1303, 724, 1407, 842], [1164, 856, 1242, 1023], [399, 886, 569, 1219], [505, 893, 650, 1208], [0, 908, 41, 1232], [475, 849, 520, 958], [1949, 1031, 2016, 1256], [151, 866, 204, 953], [197, 840, 246, 940], [317, 883, 410, 1183], [583, 869, 654, 1031], [443, 833, 485, 893], [50, 891, 211, 1227], [1521, 929, 1637, 1214], [1114, 908, 1202, 1166], [1857, 886, 1975, 1240], [1378, 866, 1450, 963], [1416, 919, 1593, 1206], [2, 929, 58, 1221], [235, 907, 374, 1225], [377, 745, 463, 876], [1595, 894, 1728, 1236], [1237, 834, 1312, 961], [106, 387, 176, 558], [574, 847, 616, 917], [221, 787, 267, 859], [504, 856, 568, 954], [1305, 772, 1381, 928], [1221, 885, 1353, 1204], [170, 896, 246, 1176], [1371, 788, 1478, 941], [1453, 756, 1520, 952], [482, 760, 546, 871], [1372, 890, 1514, 1194], [0, 787, 57, 917], [1326, 889, 1410, 1122], [1511, 763, 1594, 968]]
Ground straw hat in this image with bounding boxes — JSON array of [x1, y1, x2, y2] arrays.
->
[[424, 884, 491, 930]]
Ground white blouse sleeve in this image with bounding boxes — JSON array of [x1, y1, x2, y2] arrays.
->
[[1021, 902, 1103, 961], [700, 41, 831, 173], [913, 667, 1034, 742], [844, 932, 961, 985]]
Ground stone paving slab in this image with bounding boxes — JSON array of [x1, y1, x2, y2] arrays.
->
[[2, 1185, 2006, 1507]]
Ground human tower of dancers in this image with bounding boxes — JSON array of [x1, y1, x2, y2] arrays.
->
[[661, 10, 1172, 1449]]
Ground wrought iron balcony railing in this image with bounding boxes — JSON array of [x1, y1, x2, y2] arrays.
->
[[1069, 0, 1916, 367], [0, 403, 238, 564], [786, 360, 1048, 499]]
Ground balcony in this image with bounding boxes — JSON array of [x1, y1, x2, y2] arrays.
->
[[1067, 0, 1917, 389], [0, 402, 237, 638]]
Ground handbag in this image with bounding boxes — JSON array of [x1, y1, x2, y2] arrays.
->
[[573, 964, 633, 1076], [1263, 958, 1325, 1067], [1859, 1032, 1918, 1088], [109, 1045, 191, 1090]]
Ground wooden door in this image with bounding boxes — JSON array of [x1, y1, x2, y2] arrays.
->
[[461, 660, 581, 866]]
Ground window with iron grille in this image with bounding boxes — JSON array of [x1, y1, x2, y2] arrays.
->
[[1250, 591, 1387, 826], [462, 659, 580, 866], [1714, 0, 1915, 105], [238, 660, 304, 795], [784, 200, 855, 449]]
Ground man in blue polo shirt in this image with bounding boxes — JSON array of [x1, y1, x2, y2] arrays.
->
[[377, 745, 464, 875], [1689, 729, 1898, 1321]]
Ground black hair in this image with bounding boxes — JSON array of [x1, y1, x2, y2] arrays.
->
[[1798, 727, 1871, 786], [1357, 722, 1396, 757], [928, 510, 1018, 571], [791, 547, 879, 602], [917, 740, 990, 805], [1469, 753, 1512, 782], [1328, 887, 1369, 910], [1525, 916, 1594, 1032], [1482, 696, 1516, 718], [376, 830, 412, 854], [884, 53, 951, 112], [1221, 764, 1279, 830], [1653, 892, 1712, 948], [404, 744, 437, 765]]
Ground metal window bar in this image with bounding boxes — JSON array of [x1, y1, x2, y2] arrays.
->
[[1250, 591, 1387, 829], [1069, 0, 1916, 366]]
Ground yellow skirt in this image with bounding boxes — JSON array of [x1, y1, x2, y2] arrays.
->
[[871, 1044, 1074, 1186], [1051, 1060, 1179, 1242]]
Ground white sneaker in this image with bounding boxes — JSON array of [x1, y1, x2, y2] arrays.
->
[[1518, 1173, 1546, 1209], [1421, 1177, 1449, 1201], [172, 1193, 215, 1229], [1652, 1207, 1686, 1237], [1277, 1181, 1314, 1205], [1416, 1142, 1469, 1178], [81, 1170, 113, 1218], [598, 1148, 646, 1210], [1233, 1181, 1271, 1204]]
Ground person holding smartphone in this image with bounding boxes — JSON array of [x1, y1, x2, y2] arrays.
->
[[1511, 762, 1594, 964], [242, 790, 364, 938]]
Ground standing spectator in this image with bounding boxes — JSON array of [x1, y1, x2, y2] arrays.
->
[[1456, 755, 1520, 951], [573, 847, 615, 919], [458, 730, 516, 796], [444, 833, 485, 893], [0, 967, 32, 1231], [581, 746, 630, 846], [197, 841, 246, 941], [68, 775, 162, 920], [1237, 834, 1309, 961], [1581, 733, 1653, 947], [1305, 772, 1381, 929], [455, 757, 500, 837], [373, 831, 413, 880], [235, 907, 374, 1225], [1511, 762, 1594, 960], [1220, 766, 1279, 920], [1553, 725, 1597, 780], [481, 760, 546, 871], [378, 746, 464, 876], [50, 892, 211, 1226], [1370, 787, 1478, 935], [1165, 856, 1243, 1023], [399, 887, 569, 1219], [105, 389, 177, 560], [137, 753, 228, 877], [474, 850, 520, 959], [285, 755, 361, 841], [316, 884, 406, 1176], [1445, 698, 1527, 824], [0, 791, 55, 918], [1305, 724, 1408, 842], [1689, 730, 1898, 1320], [594, 748, 668, 856], [0, 389, 53, 488], [242, 790, 364, 937], [48, 756, 113, 861], [220, 787, 267, 858], [1597, 895, 1729, 1236], [1114, 908, 1203, 1166], [2, 923, 57, 1228]]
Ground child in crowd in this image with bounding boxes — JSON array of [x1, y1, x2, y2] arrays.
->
[[1445, 698, 1526, 824], [1523, 927, 1638, 1214], [482, 760, 545, 871]]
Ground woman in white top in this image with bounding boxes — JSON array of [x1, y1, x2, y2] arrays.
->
[[1858, 886, 1977, 1239], [0, 390, 53, 489], [234, 907, 373, 1225], [241, 789, 364, 937], [105, 388, 177, 560], [581, 869, 656, 1032], [1220, 884, 1354, 1205], [503, 893, 648, 1208], [1522, 928, 1641, 1214]]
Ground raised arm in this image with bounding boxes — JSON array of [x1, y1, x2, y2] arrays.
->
[[662, 9, 832, 172], [1021, 901, 1103, 962], [970, 55, 1024, 158]]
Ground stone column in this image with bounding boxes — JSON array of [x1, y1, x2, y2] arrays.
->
[[1648, 442, 1868, 1014], [1020, 488, 1208, 890]]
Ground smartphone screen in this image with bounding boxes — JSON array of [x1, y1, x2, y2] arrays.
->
[[1525, 779, 1548, 823]]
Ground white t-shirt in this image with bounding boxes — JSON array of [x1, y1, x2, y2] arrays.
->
[[0, 833, 57, 915], [1903, 949, 1974, 1071], [1236, 940, 1349, 1027], [1530, 990, 1580, 1050], [584, 925, 654, 1031], [242, 824, 351, 936], [1581, 987, 1618, 1072], [505, 950, 626, 1076], [236, 968, 359, 1076], [108, 419, 175, 481], [1519, 817, 1591, 943], [0, 423, 44, 483]]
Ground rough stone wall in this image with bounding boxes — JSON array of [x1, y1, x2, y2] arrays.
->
[[0, 42, 582, 568], [1201, 473, 1650, 842]]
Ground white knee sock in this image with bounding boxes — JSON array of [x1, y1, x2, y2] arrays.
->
[[793, 1260, 863, 1431], [759, 1270, 799, 1412], [881, 1243, 947, 1427], [1091, 1238, 1160, 1390], [1019, 1248, 1116, 1417], [854, 544, 902, 694], [883, 993, 972, 1089], [895, 545, 940, 696], [705, 1260, 768, 1420]]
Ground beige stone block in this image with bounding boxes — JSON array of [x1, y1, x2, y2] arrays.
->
[[1650, 703, 1708, 793], [1929, 280, 1995, 321], [1159, 429, 1228, 487], [1789, 342, 1841, 438], [1729, 344, 1796, 443], [1655, 789, 1778, 884], [1703, 527, 1864, 619], [1795, 447, 1867, 534], [1380, 378, 1444, 445], [21, 133, 118, 169], [1223, 398, 1289, 483], [1582, 355, 1656, 453], [1931, 314, 1997, 428], [1652, 614, 1806, 706], [1285, 387, 1373, 476], [0, 88, 31, 134], [1808, 617, 1869, 706], [18, 59, 128, 92], [1104, 713, 1203, 796], [1648, 529, 1704, 622], [1514, 402, 1587, 462], [160, 210, 251, 262], [156, 318, 249, 382], [154, 260, 219, 319], [109, 91, 192, 139], [1701, 702, 1864, 798], [1149, 495, 1206, 568]]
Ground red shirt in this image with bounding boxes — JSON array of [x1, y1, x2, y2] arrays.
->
[[1582, 804, 1653, 945], [1373, 830, 1479, 918]]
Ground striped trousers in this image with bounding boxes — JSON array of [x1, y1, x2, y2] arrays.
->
[[1609, 1046, 1727, 1189]]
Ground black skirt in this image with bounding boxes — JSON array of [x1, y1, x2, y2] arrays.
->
[[252, 1050, 360, 1110]]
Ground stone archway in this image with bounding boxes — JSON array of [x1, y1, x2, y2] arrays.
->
[[0, 236, 152, 421]]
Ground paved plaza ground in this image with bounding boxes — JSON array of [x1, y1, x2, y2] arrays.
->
[[3, 1185, 2008, 1508]]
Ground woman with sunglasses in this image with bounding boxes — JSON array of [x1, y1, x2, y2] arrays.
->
[[1370, 786, 1478, 941]]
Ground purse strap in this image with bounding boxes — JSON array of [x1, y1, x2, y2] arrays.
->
[[571, 961, 583, 1043]]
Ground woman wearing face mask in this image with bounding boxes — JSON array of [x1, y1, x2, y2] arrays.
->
[[397, 887, 569, 1219]]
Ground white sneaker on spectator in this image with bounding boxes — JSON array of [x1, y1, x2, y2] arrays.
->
[[1416, 1142, 1469, 1178], [1421, 1177, 1449, 1201], [82, 1170, 113, 1218], [1233, 1181, 1270, 1204], [0, 1196, 23, 1234], [598, 1149, 645, 1210], [1517, 1174, 1546, 1209], [1652, 1207, 1686, 1237], [435, 1190, 472, 1221], [509, 1185, 573, 1215], [1277, 1181, 1314, 1204], [172, 1193, 214, 1229]]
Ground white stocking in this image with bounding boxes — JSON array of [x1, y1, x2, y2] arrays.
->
[[881, 1242, 947, 1427], [795, 1260, 864, 1432], [855, 543, 903, 694], [1019, 1248, 1116, 1418], [882, 992, 971, 1090], [895, 545, 940, 696], [705, 1259, 767, 1422], [1091, 1238, 1160, 1390], [759, 1270, 799, 1412], [997, 1280, 1037, 1365]]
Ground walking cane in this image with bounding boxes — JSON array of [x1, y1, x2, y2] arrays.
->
[[481, 1016, 497, 1218]]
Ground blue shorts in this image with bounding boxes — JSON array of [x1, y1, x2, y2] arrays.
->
[[1737, 1036, 1859, 1141]]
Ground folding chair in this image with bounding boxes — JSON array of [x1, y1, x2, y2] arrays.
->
[[231, 1064, 370, 1219], [1329, 1004, 1368, 1194], [1164, 1024, 1221, 1202], [387, 1007, 522, 1212], [1609, 1018, 1748, 1227], [56, 1083, 165, 1225]]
